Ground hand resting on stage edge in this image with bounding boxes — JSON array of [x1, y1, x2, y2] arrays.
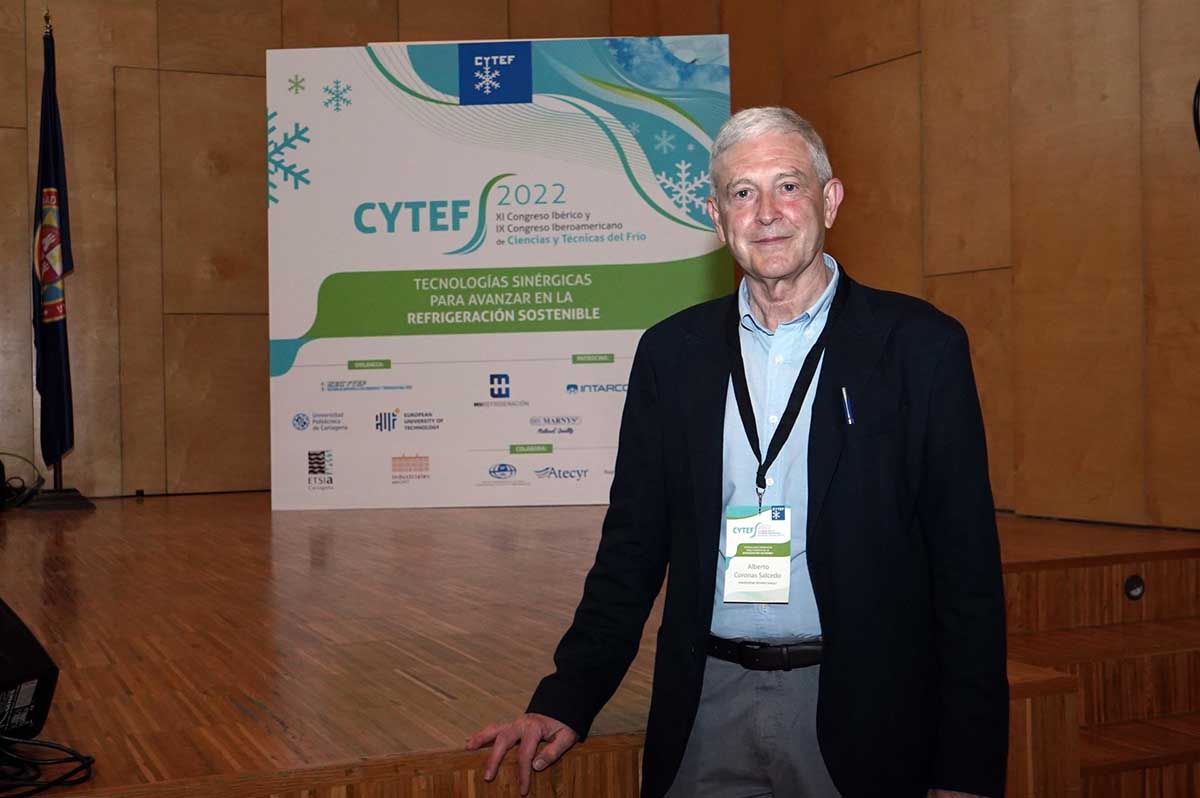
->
[[466, 712, 579, 796]]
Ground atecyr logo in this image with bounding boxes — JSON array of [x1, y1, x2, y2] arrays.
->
[[489, 373, 511, 399], [534, 466, 589, 482], [566, 383, 628, 394], [488, 463, 517, 480], [292, 412, 311, 431]]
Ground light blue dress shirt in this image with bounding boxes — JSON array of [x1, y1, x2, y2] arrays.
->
[[709, 254, 840, 643]]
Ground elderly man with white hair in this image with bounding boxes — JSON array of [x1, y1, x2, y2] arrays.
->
[[469, 107, 1009, 798]]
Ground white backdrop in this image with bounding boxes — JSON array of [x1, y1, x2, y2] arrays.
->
[[267, 35, 731, 509]]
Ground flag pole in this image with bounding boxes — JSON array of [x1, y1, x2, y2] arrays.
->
[[25, 6, 93, 511]]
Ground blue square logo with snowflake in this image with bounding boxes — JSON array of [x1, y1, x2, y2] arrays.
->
[[459, 41, 532, 105]]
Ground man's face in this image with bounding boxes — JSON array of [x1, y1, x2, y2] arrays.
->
[[707, 131, 843, 283]]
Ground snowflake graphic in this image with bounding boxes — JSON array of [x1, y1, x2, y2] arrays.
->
[[653, 130, 676, 153], [474, 64, 502, 94], [287, 74, 305, 94], [626, 120, 640, 136], [686, 142, 695, 151], [656, 160, 710, 211], [267, 110, 311, 206], [322, 79, 352, 111]]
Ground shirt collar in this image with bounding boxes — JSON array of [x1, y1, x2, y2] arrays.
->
[[738, 253, 840, 336]]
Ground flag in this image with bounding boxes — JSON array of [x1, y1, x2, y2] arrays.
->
[[31, 24, 75, 467]]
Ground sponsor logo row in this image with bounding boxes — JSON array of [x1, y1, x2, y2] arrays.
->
[[292, 409, 585, 436], [304, 449, 602, 492]]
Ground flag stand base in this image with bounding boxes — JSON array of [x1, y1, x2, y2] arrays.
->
[[24, 488, 95, 511]]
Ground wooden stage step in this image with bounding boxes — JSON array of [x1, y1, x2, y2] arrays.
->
[[1008, 619, 1200, 726], [998, 514, 1200, 634], [1080, 713, 1200, 796]]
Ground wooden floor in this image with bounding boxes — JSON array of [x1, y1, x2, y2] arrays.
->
[[0, 495, 1197, 796]]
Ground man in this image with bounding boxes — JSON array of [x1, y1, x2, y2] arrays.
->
[[467, 107, 1008, 798]]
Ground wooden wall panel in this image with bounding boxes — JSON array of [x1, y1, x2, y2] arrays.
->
[[397, 0, 507, 41], [921, 0, 1010, 276], [612, 0, 718, 36], [282, 0, 397, 48], [1010, 0, 1146, 524], [509, 0, 609, 39], [115, 68, 165, 495], [821, 0, 918, 77], [160, 71, 266, 315], [1143, 0, 1200, 530], [0, 129, 32, 465], [781, 1, 828, 137], [721, 0, 782, 111], [165, 315, 269, 493], [824, 55, 921, 297], [24, 0, 157, 497], [925, 269, 1015, 509], [159, 0, 280, 77], [0, 1, 23, 127]]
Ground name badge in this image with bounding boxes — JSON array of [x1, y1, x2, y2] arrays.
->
[[723, 505, 790, 604]]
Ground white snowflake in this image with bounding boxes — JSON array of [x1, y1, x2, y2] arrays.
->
[[653, 130, 676, 153], [474, 64, 502, 94], [656, 160, 710, 211], [322, 79, 352, 111], [267, 111, 311, 205], [627, 121, 640, 136]]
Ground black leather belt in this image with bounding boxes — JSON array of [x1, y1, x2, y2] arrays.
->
[[706, 634, 823, 671]]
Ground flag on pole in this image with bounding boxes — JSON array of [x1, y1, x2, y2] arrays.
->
[[31, 19, 75, 468]]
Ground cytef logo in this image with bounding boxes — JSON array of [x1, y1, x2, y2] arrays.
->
[[489, 373, 511, 399]]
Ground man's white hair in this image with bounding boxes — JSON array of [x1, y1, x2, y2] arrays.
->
[[710, 107, 833, 192]]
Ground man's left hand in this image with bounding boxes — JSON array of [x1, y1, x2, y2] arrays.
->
[[929, 791, 986, 798]]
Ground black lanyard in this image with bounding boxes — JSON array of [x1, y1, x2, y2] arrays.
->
[[725, 273, 847, 510]]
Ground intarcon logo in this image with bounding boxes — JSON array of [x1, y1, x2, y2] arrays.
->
[[488, 463, 517, 480], [566, 383, 628, 394], [534, 466, 589, 482]]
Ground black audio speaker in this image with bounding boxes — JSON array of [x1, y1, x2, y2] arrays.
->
[[0, 598, 58, 739]]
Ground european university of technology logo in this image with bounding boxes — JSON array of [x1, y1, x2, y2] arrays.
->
[[459, 41, 532, 105], [489, 373, 511, 399], [375, 410, 398, 432]]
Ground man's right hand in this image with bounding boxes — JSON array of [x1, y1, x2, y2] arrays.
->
[[465, 713, 580, 796]]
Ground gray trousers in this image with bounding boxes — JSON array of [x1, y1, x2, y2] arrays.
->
[[664, 657, 842, 798]]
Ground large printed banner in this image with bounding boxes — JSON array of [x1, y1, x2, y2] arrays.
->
[[267, 36, 731, 509]]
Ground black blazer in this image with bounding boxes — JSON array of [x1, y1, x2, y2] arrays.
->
[[528, 272, 1009, 798]]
